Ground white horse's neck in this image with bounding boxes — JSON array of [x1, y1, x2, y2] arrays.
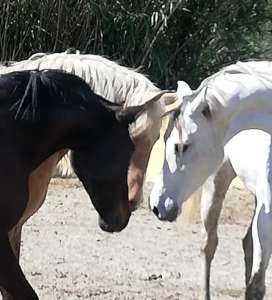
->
[[224, 112, 272, 145], [207, 69, 272, 140]]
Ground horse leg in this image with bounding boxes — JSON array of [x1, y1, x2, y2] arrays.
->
[[200, 160, 235, 300], [0, 225, 22, 300], [8, 224, 23, 259], [0, 153, 63, 300], [245, 195, 272, 300], [242, 206, 255, 287], [0, 224, 23, 300], [0, 233, 38, 300], [0, 168, 41, 299]]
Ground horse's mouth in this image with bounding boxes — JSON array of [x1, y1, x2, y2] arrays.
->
[[98, 214, 130, 233], [149, 198, 179, 222], [128, 200, 140, 212]]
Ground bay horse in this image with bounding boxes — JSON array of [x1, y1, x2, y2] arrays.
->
[[0, 52, 177, 299], [0, 69, 147, 300], [0, 51, 176, 207], [150, 61, 272, 299]]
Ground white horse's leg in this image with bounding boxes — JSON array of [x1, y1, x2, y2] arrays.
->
[[200, 160, 235, 300], [243, 197, 258, 290], [242, 214, 254, 288], [245, 195, 272, 300]]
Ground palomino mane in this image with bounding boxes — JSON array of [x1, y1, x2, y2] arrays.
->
[[0, 52, 160, 107]]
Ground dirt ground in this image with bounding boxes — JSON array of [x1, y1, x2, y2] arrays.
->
[[20, 178, 272, 300]]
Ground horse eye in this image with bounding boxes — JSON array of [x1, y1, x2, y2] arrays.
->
[[174, 143, 180, 154], [183, 144, 189, 153]]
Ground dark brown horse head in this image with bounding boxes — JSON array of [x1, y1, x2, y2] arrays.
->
[[71, 103, 144, 232]]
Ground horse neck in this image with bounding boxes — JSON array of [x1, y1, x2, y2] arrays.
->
[[208, 73, 272, 141], [20, 103, 116, 171], [224, 112, 272, 145]]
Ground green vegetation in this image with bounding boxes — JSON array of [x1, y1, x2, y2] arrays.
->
[[1, 0, 271, 88]]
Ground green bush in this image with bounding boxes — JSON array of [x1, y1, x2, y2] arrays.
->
[[0, 0, 271, 88]]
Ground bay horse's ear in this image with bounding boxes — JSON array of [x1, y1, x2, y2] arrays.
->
[[115, 106, 144, 124], [99, 97, 123, 112], [99, 97, 144, 124]]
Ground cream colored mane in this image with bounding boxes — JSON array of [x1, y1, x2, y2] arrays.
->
[[0, 52, 160, 107]]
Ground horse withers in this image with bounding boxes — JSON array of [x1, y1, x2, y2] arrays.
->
[[0, 69, 146, 300]]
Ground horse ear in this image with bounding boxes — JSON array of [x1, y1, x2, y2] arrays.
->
[[162, 81, 193, 117], [142, 90, 173, 104], [115, 106, 144, 124], [177, 81, 193, 100], [98, 98, 123, 112], [99, 97, 144, 124]]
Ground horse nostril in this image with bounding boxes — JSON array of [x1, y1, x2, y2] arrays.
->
[[152, 206, 159, 216]]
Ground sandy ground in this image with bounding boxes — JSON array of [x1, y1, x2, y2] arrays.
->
[[19, 178, 272, 300]]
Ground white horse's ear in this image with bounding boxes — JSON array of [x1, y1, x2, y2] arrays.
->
[[162, 81, 193, 117], [177, 81, 193, 101]]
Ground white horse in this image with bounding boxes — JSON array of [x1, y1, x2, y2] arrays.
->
[[201, 127, 272, 300], [149, 61, 272, 299]]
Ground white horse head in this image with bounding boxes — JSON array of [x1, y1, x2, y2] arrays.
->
[[150, 60, 272, 221], [149, 81, 224, 221]]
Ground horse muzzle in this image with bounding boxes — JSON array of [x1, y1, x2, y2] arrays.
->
[[150, 197, 179, 222], [98, 213, 131, 233]]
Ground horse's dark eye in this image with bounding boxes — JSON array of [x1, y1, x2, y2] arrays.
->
[[183, 144, 189, 153], [174, 143, 179, 154]]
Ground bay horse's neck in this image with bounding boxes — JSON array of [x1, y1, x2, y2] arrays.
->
[[7, 99, 116, 172], [0, 70, 124, 173]]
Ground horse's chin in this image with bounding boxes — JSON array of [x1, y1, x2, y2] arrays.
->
[[128, 194, 143, 212], [98, 214, 130, 233]]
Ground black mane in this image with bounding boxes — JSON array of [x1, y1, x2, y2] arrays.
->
[[0, 70, 120, 121]]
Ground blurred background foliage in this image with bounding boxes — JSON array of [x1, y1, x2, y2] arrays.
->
[[0, 0, 272, 89]]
